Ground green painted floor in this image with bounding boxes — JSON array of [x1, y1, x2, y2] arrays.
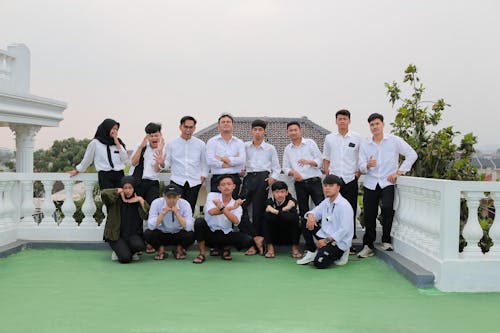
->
[[0, 249, 499, 333]]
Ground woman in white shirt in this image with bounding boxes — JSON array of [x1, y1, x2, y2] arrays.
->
[[69, 118, 128, 189]]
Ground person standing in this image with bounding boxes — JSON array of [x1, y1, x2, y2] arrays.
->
[[100, 176, 149, 263], [323, 109, 362, 254], [69, 118, 128, 189], [164, 116, 208, 214], [357, 113, 417, 258], [238, 119, 281, 256], [283, 121, 324, 221], [129, 122, 165, 205], [296, 175, 353, 268], [206, 113, 246, 199]]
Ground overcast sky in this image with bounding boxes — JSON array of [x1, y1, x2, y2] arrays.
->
[[1, 0, 499, 151]]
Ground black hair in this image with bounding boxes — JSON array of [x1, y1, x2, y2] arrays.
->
[[180, 116, 197, 125], [145, 122, 162, 134], [217, 174, 235, 185], [271, 181, 288, 191], [286, 121, 301, 129], [336, 109, 351, 119], [251, 119, 267, 129], [367, 113, 384, 123], [218, 113, 234, 123]]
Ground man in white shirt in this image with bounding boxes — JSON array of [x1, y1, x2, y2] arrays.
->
[[206, 113, 246, 199], [357, 113, 417, 258], [129, 122, 165, 204], [283, 121, 324, 224], [164, 116, 208, 214], [192, 175, 253, 263], [296, 174, 354, 268], [144, 184, 194, 260], [238, 119, 281, 256], [323, 109, 362, 254]]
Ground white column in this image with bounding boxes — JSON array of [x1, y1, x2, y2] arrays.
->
[[461, 191, 485, 255], [20, 180, 35, 224], [6, 43, 30, 94], [9, 124, 41, 173]]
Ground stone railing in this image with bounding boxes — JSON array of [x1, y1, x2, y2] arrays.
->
[[393, 176, 500, 292], [0, 44, 30, 93], [0, 49, 14, 79]]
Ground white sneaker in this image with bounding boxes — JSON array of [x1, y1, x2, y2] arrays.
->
[[296, 250, 317, 265], [132, 253, 140, 261], [334, 249, 349, 266], [357, 245, 374, 258], [111, 251, 118, 261], [380, 242, 393, 251]]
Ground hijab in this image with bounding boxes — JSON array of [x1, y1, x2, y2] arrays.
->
[[93, 119, 126, 168]]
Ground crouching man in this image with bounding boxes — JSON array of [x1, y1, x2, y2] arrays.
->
[[144, 184, 195, 260], [192, 174, 253, 263], [297, 174, 354, 268]]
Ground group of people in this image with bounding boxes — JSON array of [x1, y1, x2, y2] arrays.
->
[[70, 110, 417, 269]]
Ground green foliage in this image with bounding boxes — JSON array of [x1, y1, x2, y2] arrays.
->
[[385, 64, 479, 181], [34, 138, 94, 172]]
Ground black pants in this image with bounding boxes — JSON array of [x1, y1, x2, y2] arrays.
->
[[294, 177, 324, 219], [302, 223, 322, 252], [313, 243, 344, 269], [341, 178, 359, 239], [136, 179, 160, 205], [144, 229, 194, 250], [171, 181, 201, 214], [210, 173, 242, 200], [194, 218, 252, 250], [363, 184, 395, 248], [98, 170, 125, 190], [238, 171, 269, 238], [108, 234, 145, 264], [262, 211, 300, 245]]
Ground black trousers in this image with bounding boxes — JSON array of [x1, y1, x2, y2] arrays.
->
[[143, 229, 194, 250], [136, 179, 160, 205], [108, 234, 145, 264], [341, 178, 359, 238], [238, 171, 269, 238], [301, 223, 322, 252], [210, 173, 242, 200], [171, 181, 201, 215], [313, 243, 344, 269], [262, 211, 300, 245], [294, 177, 324, 219], [194, 218, 252, 250], [98, 170, 125, 190], [363, 184, 395, 248]]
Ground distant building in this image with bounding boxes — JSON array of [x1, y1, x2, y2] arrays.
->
[[195, 116, 331, 164]]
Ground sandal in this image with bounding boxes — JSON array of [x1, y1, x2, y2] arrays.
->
[[244, 246, 258, 256], [349, 246, 356, 255], [221, 249, 232, 260], [173, 249, 187, 260], [146, 244, 156, 254], [291, 251, 303, 259], [192, 253, 206, 264], [154, 252, 167, 260], [209, 248, 220, 257], [264, 251, 275, 259]]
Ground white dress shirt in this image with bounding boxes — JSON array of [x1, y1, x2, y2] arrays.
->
[[305, 193, 354, 251], [323, 130, 362, 183], [283, 138, 323, 180], [147, 197, 194, 233], [166, 136, 208, 186], [76, 139, 128, 172], [205, 192, 242, 234], [128, 143, 166, 181], [244, 141, 281, 179], [359, 134, 417, 190], [206, 134, 246, 175]]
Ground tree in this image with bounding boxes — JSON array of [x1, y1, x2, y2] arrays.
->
[[34, 138, 94, 172], [385, 64, 478, 181]]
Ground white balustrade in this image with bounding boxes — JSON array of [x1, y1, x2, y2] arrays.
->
[[60, 180, 76, 226], [461, 191, 485, 256], [80, 179, 97, 226], [41, 180, 56, 223], [488, 191, 500, 254], [20, 180, 35, 224]]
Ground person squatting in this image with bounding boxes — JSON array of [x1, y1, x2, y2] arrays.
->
[[70, 111, 416, 267]]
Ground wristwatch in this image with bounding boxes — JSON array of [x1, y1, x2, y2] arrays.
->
[[219, 206, 225, 212]]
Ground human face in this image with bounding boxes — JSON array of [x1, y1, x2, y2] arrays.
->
[[122, 183, 134, 198], [148, 131, 162, 148], [323, 183, 340, 199], [218, 116, 233, 134], [251, 126, 265, 142], [272, 189, 288, 203], [180, 120, 196, 140], [369, 118, 384, 137], [165, 194, 179, 207], [286, 124, 301, 141], [217, 177, 236, 196], [109, 124, 119, 138], [336, 114, 350, 132]]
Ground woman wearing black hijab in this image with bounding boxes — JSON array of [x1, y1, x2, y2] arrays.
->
[[101, 176, 149, 263], [69, 118, 128, 189]]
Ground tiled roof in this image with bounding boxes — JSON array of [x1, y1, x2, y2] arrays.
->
[[195, 116, 331, 164]]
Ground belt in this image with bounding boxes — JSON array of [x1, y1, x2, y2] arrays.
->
[[298, 177, 321, 184], [246, 171, 269, 177]]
